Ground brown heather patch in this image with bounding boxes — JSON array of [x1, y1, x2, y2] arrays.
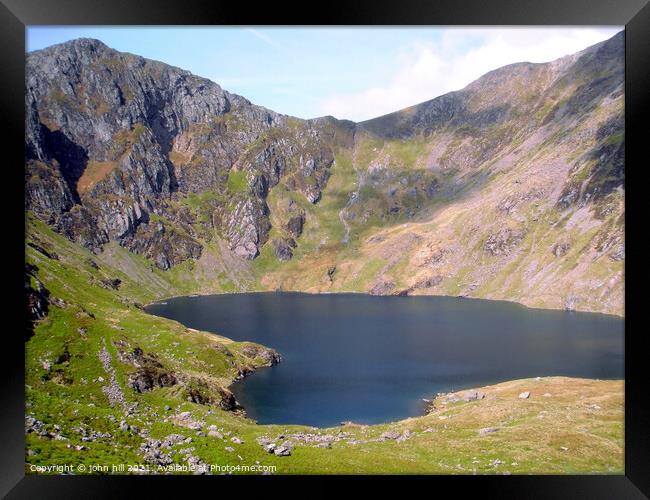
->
[[77, 160, 118, 194], [38, 113, 61, 133]]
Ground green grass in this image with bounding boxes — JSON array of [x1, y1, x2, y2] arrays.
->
[[226, 170, 249, 194], [384, 137, 428, 168], [182, 191, 222, 211]]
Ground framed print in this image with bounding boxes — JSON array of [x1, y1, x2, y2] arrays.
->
[[2, 0, 649, 497]]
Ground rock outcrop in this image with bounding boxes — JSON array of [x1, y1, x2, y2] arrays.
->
[[26, 38, 344, 267], [25, 263, 49, 338]]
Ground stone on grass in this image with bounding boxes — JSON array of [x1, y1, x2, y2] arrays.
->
[[274, 446, 291, 456], [462, 390, 485, 401]]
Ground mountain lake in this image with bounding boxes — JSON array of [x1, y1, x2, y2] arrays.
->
[[146, 292, 624, 427]]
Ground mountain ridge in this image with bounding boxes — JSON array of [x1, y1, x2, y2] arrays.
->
[[25, 31, 624, 315]]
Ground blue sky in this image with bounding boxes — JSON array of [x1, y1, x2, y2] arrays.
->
[[27, 27, 621, 122]]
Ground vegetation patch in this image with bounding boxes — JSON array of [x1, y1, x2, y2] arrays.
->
[[77, 161, 119, 194]]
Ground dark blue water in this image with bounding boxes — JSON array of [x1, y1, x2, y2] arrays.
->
[[146, 293, 624, 427]]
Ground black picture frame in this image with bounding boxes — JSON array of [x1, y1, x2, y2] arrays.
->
[[2, 0, 648, 497]]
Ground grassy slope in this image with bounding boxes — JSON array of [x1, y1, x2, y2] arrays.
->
[[25, 216, 623, 474]]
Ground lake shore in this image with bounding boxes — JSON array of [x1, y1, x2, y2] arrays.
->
[[231, 374, 625, 474], [144, 289, 625, 319], [171, 373, 626, 474]]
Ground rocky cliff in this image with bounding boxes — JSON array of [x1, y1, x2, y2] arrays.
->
[[26, 38, 351, 268], [25, 33, 624, 315]]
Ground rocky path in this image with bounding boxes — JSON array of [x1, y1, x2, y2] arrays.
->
[[98, 339, 125, 407], [98, 337, 136, 415]]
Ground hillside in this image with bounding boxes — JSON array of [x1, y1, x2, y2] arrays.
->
[[257, 33, 624, 314]]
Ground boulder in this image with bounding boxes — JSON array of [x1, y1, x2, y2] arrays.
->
[[128, 367, 177, 393], [461, 390, 485, 401], [327, 265, 336, 283], [100, 278, 122, 290], [240, 345, 282, 366], [287, 214, 305, 238], [272, 238, 295, 262], [552, 242, 570, 257], [274, 445, 291, 456]]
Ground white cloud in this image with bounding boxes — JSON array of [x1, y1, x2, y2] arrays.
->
[[320, 27, 622, 122]]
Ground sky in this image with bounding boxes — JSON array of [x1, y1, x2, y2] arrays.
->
[[27, 26, 622, 122]]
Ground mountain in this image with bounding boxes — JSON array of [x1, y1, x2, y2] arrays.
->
[[26, 33, 624, 316], [23, 32, 625, 475]]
